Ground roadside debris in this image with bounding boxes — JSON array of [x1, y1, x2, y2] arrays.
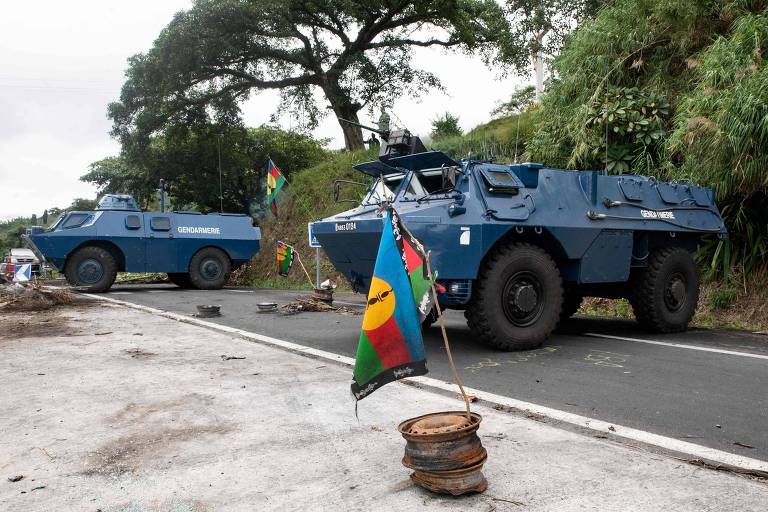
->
[[734, 441, 755, 449], [123, 348, 157, 359], [221, 355, 246, 361], [0, 282, 75, 312], [7, 475, 24, 482], [194, 304, 221, 318], [281, 297, 360, 315]]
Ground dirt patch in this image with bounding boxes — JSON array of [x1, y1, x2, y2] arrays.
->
[[109, 394, 216, 426], [0, 310, 76, 340], [82, 423, 232, 477]]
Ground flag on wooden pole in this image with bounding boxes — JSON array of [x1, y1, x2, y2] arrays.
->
[[266, 160, 286, 215]]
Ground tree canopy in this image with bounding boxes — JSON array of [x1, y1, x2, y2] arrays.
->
[[109, 0, 506, 152], [83, 125, 327, 216]]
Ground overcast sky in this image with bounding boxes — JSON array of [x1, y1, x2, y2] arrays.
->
[[0, 1, 526, 220]]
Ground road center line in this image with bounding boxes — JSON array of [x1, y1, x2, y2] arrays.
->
[[85, 293, 768, 475], [584, 332, 768, 361]]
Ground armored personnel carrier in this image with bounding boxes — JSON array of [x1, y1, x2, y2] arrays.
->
[[24, 194, 261, 293], [312, 123, 727, 350]]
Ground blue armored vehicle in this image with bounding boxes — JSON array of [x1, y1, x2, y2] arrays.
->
[[313, 124, 727, 350], [24, 194, 261, 293]]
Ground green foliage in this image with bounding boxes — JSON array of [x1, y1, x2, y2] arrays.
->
[[430, 112, 464, 140], [83, 125, 327, 216], [495, 0, 606, 71], [491, 85, 536, 117], [710, 287, 737, 310], [0, 218, 31, 256], [527, 0, 768, 275], [108, 0, 506, 150], [431, 110, 539, 161], [580, 86, 670, 172]]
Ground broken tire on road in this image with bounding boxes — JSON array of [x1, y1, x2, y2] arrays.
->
[[64, 245, 117, 293], [465, 243, 562, 351], [629, 247, 699, 333], [188, 247, 231, 290]]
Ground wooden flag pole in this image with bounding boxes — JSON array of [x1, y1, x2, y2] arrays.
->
[[293, 249, 315, 290], [424, 252, 472, 420]]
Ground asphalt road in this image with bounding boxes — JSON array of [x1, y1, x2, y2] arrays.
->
[[102, 283, 768, 462]]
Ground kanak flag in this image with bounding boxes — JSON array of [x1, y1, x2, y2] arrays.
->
[[266, 160, 286, 215]]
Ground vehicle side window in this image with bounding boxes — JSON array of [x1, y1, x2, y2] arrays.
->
[[150, 217, 171, 231], [125, 215, 141, 230], [61, 213, 92, 229]]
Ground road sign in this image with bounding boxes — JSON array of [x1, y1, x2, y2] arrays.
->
[[308, 222, 321, 248], [13, 264, 31, 283]]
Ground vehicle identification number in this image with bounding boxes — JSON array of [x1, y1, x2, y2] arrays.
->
[[335, 222, 357, 232], [640, 210, 675, 219]]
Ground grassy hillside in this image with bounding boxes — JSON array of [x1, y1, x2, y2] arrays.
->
[[234, 148, 377, 289]]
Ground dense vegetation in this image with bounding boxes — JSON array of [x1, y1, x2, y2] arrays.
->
[[527, 0, 768, 276]]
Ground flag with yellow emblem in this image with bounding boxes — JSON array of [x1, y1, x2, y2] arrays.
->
[[266, 159, 286, 215], [351, 209, 429, 401]]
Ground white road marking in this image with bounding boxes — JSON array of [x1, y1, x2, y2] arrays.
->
[[110, 292, 133, 295], [585, 332, 768, 361], [146, 290, 168, 293], [227, 290, 254, 293], [85, 293, 768, 475]]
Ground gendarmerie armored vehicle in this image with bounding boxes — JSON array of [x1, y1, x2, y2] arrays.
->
[[24, 193, 261, 293], [312, 122, 727, 350]]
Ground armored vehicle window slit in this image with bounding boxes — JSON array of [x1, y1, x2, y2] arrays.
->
[[150, 217, 171, 231], [403, 169, 455, 201], [61, 213, 92, 229], [125, 215, 141, 230], [363, 174, 404, 205], [479, 168, 523, 194]]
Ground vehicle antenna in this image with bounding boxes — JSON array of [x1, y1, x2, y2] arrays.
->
[[218, 134, 224, 213], [513, 113, 521, 164]]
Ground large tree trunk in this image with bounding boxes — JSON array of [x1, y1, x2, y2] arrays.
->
[[322, 80, 365, 150]]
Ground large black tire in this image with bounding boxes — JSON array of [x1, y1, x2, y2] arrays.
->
[[629, 247, 699, 333], [465, 243, 563, 351], [188, 247, 231, 290], [559, 288, 584, 323], [64, 245, 117, 293], [167, 272, 194, 289]]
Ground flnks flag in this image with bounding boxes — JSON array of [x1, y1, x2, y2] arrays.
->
[[266, 160, 286, 215], [351, 209, 433, 400], [276, 241, 294, 277]]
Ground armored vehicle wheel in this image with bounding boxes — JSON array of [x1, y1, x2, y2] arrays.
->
[[64, 245, 117, 293], [466, 243, 563, 351], [629, 247, 699, 333], [188, 247, 231, 290], [560, 288, 584, 323], [167, 272, 193, 289]]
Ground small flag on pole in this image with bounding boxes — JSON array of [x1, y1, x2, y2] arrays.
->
[[13, 264, 32, 283], [351, 208, 430, 401], [266, 159, 286, 215], [276, 241, 294, 277]]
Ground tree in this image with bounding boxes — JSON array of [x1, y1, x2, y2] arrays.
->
[[83, 125, 327, 215], [491, 85, 536, 117], [67, 198, 99, 212], [496, 0, 605, 99], [430, 112, 463, 139], [109, 0, 506, 152]]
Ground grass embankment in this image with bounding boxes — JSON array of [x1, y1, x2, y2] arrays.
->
[[234, 148, 377, 290]]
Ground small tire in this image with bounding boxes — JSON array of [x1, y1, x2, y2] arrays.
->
[[167, 272, 193, 289], [629, 247, 699, 333], [465, 243, 563, 351], [64, 245, 117, 293], [188, 247, 231, 290], [560, 288, 584, 323]]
